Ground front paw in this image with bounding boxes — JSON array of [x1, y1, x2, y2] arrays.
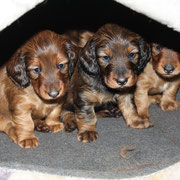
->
[[108, 107, 121, 118], [128, 118, 153, 129], [49, 122, 64, 133], [35, 121, 51, 133], [64, 119, 77, 132], [161, 100, 179, 111], [77, 131, 98, 143], [138, 111, 150, 120], [18, 137, 39, 148]]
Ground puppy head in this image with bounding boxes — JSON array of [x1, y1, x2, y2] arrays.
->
[[79, 24, 151, 90], [7, 30, 77, 100], [152, 43, 180, 78]]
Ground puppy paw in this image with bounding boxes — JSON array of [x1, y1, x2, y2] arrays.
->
[[18, 137, 39, 148], [77, 131, 98, 143], [35, 121, 51, 133], [8, 128, 18, 143], [49, 122, 64, 133], [64, 119, 77, 132], [129, 118, 153, 129], [150, 95, 162, 105], [108, 107, 122, 118], [161, 100, 179, 111]]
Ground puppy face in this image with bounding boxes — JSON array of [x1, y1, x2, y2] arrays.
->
[[7, 30, 77, 100], [152, 43, 180, 78], [80, 24, 151, 90]]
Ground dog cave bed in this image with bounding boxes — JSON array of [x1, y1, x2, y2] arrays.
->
[[0, 0, 180, 179]]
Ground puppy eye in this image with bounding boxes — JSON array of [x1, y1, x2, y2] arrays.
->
[[155, 45, 162, 51], [103, 56, 111, 62], [128, 52, 136, 59], [33, 67, 41, 74], [57, 63, 65, 70]]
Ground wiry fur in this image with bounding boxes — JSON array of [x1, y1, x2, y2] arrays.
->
[[62, 24, 151, 143]]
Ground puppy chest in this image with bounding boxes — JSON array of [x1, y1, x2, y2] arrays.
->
[[88, 91, 114, 105], [149, 82, 169, 94], [31, 104, 57, 119]]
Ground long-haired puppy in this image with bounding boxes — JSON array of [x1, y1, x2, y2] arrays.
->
[[0, 30, 77, 148], [62, 24, 151, 143], [135, 44, 180, 123], [64, 30, 121, 118]]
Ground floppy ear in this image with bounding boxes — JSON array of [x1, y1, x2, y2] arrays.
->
[[79, 39, 99, 76], [6, 49, 30, 88], [137, 38, 151, 74], [65, 40, 78, 79]]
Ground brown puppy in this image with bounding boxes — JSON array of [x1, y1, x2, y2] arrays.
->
[[62, 24, 151, 143], [0, 30, 77, 148], [135, 44, 180, 123]]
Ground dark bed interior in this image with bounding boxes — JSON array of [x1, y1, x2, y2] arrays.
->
[[0, 0, 180, 65]]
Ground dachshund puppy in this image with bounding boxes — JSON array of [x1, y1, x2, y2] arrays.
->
[[62, 24, 151, 143], [0, 30, 77, 148], [64, 30, 121, 118], [135, 44, 180, 122]]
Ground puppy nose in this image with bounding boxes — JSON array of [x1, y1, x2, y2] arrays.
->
[[164, 64, 174, 74], [116, 77, 128, 86], [48, 89, 59, 98]]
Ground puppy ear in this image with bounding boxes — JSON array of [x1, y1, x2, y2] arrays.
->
[[79, 39, 99, 76], [6, 49, 30, 88], [65, 40, 78, 79], [151, 43, 162, 56], [137, 38, 151, 74]]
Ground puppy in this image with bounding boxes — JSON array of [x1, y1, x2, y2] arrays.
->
[[135, 44, 180, 122], [62, 24, 151, 143], [0, 30, 77, 148], [64, 30, 121, 118]]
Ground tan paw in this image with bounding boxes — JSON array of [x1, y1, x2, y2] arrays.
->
[[129, 118, 153, 129], [77, 131, 98, 143], [64, 119, 77, 132], [18, 137, 39, 148], [150, 95, 162, 105], [161, 100, 179, 111], [49, 122, 64, 133]]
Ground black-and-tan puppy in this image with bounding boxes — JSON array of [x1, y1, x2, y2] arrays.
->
[[62, 24, 151, 142]]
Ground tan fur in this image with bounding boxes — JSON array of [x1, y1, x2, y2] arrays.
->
[[135, 44, 180, 123], [0, 30, 77, 148]]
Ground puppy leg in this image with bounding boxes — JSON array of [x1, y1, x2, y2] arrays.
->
[[134, 88, 150, 120], [76, 105, 98, 143], [118, 94, 152, 129], [45, 104, 64, 133], [13, 115, 38, 148], [61, 110, 77, 132], [160, 83, 179, 111], [0, 116, 17, 143]]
